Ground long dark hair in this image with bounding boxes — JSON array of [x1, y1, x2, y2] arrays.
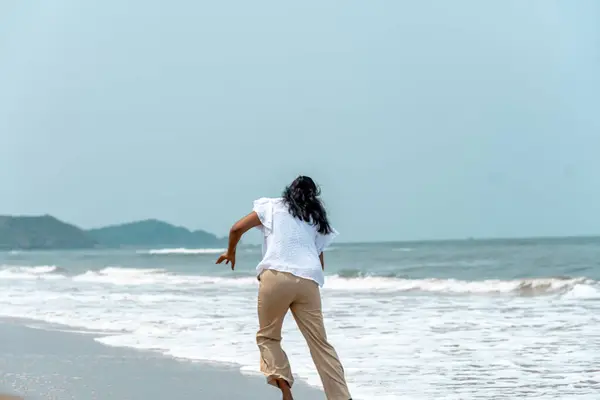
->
[[282, 176, 333, 234]]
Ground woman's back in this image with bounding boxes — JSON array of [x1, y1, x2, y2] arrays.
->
[[254, 197, 336, 287]]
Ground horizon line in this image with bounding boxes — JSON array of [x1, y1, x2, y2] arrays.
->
[[2, 214, 599, 245]]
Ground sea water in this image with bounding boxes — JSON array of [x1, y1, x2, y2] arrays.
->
[[1, 238, 599, 399]]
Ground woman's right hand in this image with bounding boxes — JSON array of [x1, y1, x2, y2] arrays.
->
[[216, 252, 236, 270]]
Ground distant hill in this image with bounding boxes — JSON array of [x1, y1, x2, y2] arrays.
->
[[87, 219, 226, 248], [0, 215, 97, 250], [0, 215, 225, 250]]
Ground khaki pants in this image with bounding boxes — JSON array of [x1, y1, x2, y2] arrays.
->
[[256, 269, 351, 400]]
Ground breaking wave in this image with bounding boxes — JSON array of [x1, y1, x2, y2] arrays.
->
[[72, 267, 256, 286], [0, 265, 66, 279], [1, 264, 597, 298], [326, 275, 598, 297], [139, 248, 226, 255]]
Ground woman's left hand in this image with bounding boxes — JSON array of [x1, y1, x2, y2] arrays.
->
[[216, 252, 236, 270]]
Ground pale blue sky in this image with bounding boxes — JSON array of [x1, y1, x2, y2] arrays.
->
[[1, 1, 599, 241]]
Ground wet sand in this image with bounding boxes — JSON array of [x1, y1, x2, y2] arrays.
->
[[0, 319, 324, 399]]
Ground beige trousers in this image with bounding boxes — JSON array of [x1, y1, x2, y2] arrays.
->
[[256, 269, 351, 400]]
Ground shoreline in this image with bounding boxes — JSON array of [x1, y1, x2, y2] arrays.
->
[[0, 318, 324, 399]]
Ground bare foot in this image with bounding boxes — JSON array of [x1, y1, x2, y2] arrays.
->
[[275, 378, 293, 400]]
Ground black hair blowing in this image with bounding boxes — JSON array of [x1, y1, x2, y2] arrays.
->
[[282, 176, 333, 235]]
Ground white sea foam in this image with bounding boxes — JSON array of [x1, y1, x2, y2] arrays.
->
[[70, 267, 257, 286], [140, 248, 225, 255], [0, 265, 64, 280], [1, 267, 599, 399], [72, 267, 169, 285], [62, 268, 600, 296], [325, 275, 593, 295], [562, 283, 600, 300], [1, 264, 595, 297]]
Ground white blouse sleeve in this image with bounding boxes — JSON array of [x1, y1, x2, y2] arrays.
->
[[316, 228, 339, 254], [253, 198, 273, 234]]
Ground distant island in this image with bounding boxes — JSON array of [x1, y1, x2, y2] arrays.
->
[[0, 215, 97, 250], [87, 219, 226, 248], [0, 215, 226, 250]]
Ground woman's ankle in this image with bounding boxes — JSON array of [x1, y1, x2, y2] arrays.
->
[[275, 378, 291, 389], [275, 378, 293, 398]]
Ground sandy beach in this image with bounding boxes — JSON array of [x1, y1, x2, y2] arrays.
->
[[0, 319, 324, 400]]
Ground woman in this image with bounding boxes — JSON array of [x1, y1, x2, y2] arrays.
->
[[216, 176, 352, 400]]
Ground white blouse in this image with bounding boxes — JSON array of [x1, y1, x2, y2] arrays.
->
[[253, 197, 338, 287]]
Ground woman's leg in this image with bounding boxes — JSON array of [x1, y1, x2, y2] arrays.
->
[[256, 270, 297, 392], [274, 378, 293, 400], [290, 281, 352, 400]]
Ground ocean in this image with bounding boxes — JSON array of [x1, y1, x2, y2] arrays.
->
[[1, 238, 599, 399]]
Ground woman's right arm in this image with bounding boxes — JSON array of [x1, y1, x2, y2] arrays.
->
[[216, 211, 261, 270], [319, 252, 324, 270]]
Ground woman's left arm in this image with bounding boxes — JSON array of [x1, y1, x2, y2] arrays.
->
[[216, 212, 262, 270]]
